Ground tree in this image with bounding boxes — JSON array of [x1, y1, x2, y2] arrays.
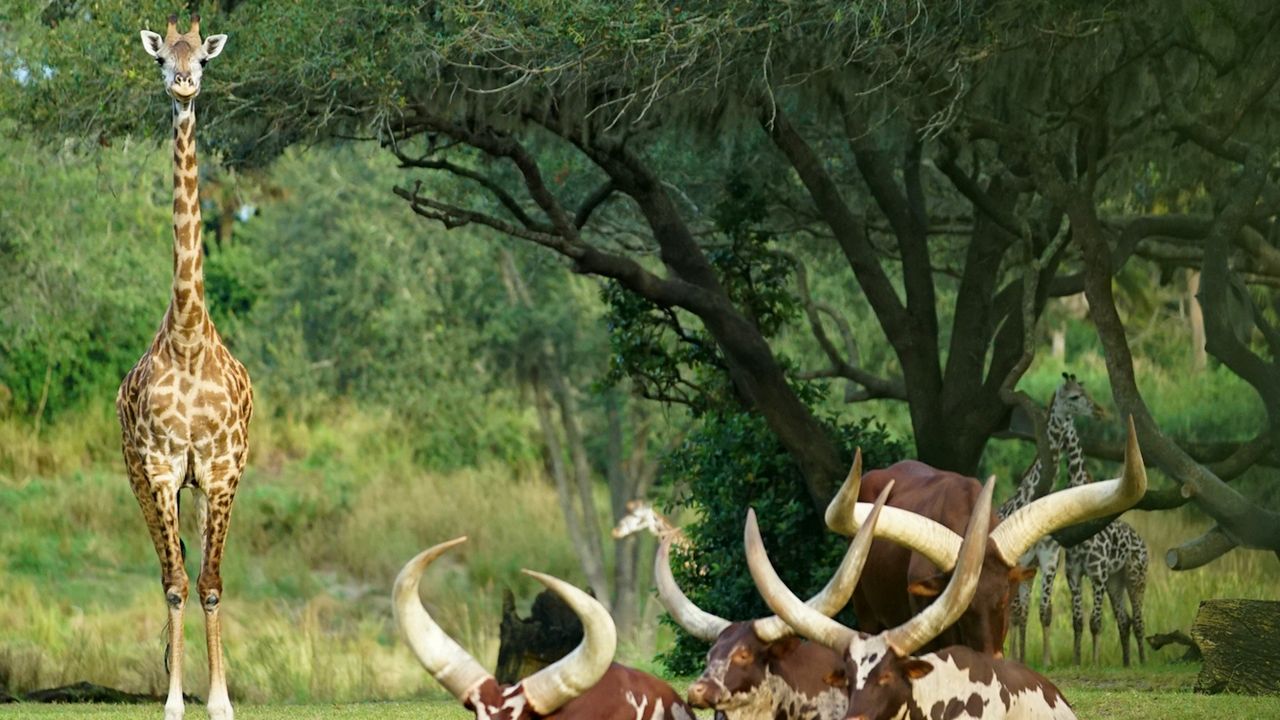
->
[[5, 0, 1278, 562]]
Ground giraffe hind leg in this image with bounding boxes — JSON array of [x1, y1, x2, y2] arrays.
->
[[1106, 574, 1132, 667], [1128, 547, 1149, 664]]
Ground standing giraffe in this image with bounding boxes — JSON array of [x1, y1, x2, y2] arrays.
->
[[118, 15, 249, 720], [1002, 373, 1102, 666], [1060, 403, 1149, 667]]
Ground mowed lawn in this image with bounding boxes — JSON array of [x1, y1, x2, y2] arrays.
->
[[2, 669, 1277, 719]]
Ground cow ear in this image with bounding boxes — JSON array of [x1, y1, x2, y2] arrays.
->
[[902, 659, 934, 680], [907, 575, 945, 598], [767, 635, 801, 658], [823, 668, 848, 688], [1009, 565, 1037, 583]]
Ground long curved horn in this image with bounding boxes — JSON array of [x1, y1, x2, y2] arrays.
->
[[519, 570, 617, 714], [824, 448, 963, 571], [990, 416, 1147, 566], [751, 480, 895, 642], [654, 536, 731, 641], [884, 476, 995, 656], [745, 482, 894, 652], [392, 537, 493, 702]]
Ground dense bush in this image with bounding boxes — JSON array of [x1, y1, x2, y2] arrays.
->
[[659, 410, 905, 674]]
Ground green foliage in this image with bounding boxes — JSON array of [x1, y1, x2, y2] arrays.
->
[[602, 172, 799, 413], [658, 410, 904, 674]]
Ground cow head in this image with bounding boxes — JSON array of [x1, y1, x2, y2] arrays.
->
[[393, 537, 615, 719], [905, 544, 1036, 656], [825, 421, 1146, 654], [662, 484, 894, 714], [748, 477, 996, 720]]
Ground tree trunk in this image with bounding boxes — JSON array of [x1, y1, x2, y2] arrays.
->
[[1187, 270, 1207, 371], [531, 372, 609, 605], [1191, 599, 1280, 695]]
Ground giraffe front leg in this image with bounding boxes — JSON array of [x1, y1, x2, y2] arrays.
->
[[1038, 555, 1058, 668], [1066, 560, 1085, 666], [197, 482, 239, 720], [1090, 576, 1106, 665], [129, 464, 188, 720]]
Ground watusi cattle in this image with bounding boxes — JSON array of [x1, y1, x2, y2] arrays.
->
[[393, 537, 693, 720], [747, 478, 1077, 720], [823, 418, 1147, 655], [657, 484, 896, 720]]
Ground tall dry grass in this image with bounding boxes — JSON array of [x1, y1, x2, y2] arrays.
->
[[0, 405, 588, 702]]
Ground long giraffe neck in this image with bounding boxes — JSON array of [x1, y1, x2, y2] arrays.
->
[[1008, 408, 1070, 510], [1059, 413, 1090, 488], [164, 102, 210, 353]]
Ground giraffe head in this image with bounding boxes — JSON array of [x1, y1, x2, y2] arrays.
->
[[1053, 372, 1105, 421], [139, 15, 227, 104], [610, 499, 662, 539]]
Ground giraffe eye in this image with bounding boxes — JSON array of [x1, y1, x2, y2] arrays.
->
[[155, 57, 164, 65], [199, 58, 208, 67]]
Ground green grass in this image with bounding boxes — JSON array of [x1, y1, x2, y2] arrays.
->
[[0, 670, 1277, 719], [2, 401, 1278, 713]]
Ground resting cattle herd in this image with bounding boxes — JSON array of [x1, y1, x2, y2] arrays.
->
[[824, 418, 1148, 655], [747, 478, 1078, 720], [656, 485, 897, 720], [393, 537, 693, 720]]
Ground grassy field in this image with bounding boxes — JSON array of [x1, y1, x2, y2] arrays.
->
[[1, 668, 1278, 719], [2, 401, 1278, 712]]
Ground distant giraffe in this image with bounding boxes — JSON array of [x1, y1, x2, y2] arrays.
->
[[118, 15, 247, 720], [612, 499, 689, 548], [1001, 373, 1101, 666], [1061, 407, 1149, 667]]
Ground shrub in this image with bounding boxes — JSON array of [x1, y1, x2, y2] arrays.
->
[[659, 410, 904, 674]]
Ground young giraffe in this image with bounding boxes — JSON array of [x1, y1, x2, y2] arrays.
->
[[1060, 407, 1149, 667], [1001, 373, 1103, 667], [118, 15, 248, 720]]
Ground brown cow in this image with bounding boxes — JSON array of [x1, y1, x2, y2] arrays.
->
[[823, 418, 1147, 656], [393, 538, 694, 720], [747, 479, 1078, 720], [658, 485, 896, 720]]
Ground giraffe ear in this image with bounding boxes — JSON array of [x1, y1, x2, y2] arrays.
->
[[202, 34, 228, 60], [140, 31, 165, 58]]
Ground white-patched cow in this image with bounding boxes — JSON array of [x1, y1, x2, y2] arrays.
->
[[746, 479, 1077, 720], [394, 538, 694, 720], [822, 419, 1147, 656], [658, 485, 896, 720]]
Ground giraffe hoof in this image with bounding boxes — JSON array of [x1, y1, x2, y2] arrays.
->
[[206, 699, 234, 720], [164, 697, 185, 720]]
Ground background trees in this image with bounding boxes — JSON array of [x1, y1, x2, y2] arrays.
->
[[2, 0, 1277, 593]]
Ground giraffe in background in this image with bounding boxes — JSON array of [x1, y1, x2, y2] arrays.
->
[[612, 499, 689, 548], [118, 15, 249, 720], [1061, 415, 1149, 666], [1002, 373, 1103, 666]]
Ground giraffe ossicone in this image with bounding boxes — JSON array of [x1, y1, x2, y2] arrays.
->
[[118, 15, 249, 720]]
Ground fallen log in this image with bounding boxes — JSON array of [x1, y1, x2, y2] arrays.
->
[[1191, 599, 1280, 695], [20, 681, 201, 704]]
